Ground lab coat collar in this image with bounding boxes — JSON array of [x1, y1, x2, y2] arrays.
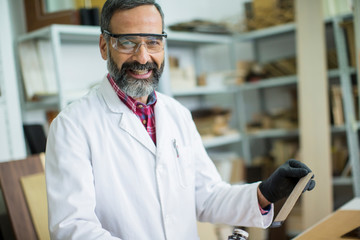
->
[[98, 76, 126, 114], [98, 76, 157, 155]]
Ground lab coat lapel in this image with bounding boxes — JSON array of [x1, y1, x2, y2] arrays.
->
[[154, 96, 173, 152], [98, 77, 156, 155], [118, 114, 156, 155]]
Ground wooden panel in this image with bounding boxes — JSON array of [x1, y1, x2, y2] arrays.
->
[[294, 210, 360, 239], [21, 173, 49, 240], [0, 155, 44, 240], [295, 0, 333, 229]]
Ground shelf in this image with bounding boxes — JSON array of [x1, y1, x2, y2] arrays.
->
[[248, 128, 299, 139], [328, 67, 357, 78], [246, 125, 351, 139], [17, 13, 353, 44], [333, 176, 353, 186], [324, 13, 353, 23], [234, 22, 296, 41], [23, 90, 88, 111], [18, 24, 101, 43], [18, 24, 232, 46], [232, 13, 353, 42], [202, 132, 241, 148], [24, 97, 59, 111], [166, 29, 232, 46], [172, 85, 236, 97], [233, 68, 355, 91], [331, 125, 346, 133], [238, 75, 297, 91], [173, 67, 355, 96]]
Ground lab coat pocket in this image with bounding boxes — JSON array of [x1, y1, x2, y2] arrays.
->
[[173, 140, 193, 189]]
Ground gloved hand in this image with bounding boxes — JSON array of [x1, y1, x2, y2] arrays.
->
[[259, 159, 315, 203]]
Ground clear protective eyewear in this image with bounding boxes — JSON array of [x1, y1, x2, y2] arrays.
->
[[103, 30, 167, 54]]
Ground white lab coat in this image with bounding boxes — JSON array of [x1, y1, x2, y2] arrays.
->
[[46, 76, 273, 240]]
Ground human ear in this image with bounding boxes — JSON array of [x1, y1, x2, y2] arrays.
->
[[99, 34, 108, 60]]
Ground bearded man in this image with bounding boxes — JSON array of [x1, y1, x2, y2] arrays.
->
[[45, 1, 315, 239]]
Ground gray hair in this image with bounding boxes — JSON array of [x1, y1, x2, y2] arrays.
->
[[100, 0, 165, 36]]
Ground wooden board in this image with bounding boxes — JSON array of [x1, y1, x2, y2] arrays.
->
[[271, 172, 314, 227], [294, 210, 360, 239], [0, 156, 43, 240], [21, 173, 50, 240], [296, 0, 333, 229]]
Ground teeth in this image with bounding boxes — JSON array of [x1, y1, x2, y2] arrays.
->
[[132, 69, 149, 75]]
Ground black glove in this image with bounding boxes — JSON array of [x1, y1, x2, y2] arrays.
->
[[259, 159, 315, 203]]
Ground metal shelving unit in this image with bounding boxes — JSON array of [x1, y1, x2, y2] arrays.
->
[[232, 13, 359, 197], [332, 15, 360, 197], [166, 15, 359, 162], [18, 25, 104, 111]]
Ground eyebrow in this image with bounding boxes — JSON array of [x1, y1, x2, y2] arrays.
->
[[103, 30, 167, 38]]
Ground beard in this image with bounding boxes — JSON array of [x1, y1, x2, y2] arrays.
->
[[107, 49, 164, 99]]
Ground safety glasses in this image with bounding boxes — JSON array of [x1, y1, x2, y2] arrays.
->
[[103, 30, 167, 54]]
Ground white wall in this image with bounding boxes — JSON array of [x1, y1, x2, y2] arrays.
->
[[0, 0, 27, 161]]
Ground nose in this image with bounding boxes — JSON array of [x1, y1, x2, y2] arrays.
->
[[132, 43, 151, 64]]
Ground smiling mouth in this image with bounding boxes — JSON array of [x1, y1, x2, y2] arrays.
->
[[127, 69, 152, 79], [127, 69, 153, 79], [132, 69, 149, 75]]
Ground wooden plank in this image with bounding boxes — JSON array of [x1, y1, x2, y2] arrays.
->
[[294, 210, 360, 239], [295, 0, 333, 230], [272, 172, 314, 226], [0, 156, 43, 240], [21, 173, 49, 240]]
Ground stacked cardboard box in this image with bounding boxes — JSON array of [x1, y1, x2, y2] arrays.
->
[[244, 0, 294, 31], [191, 108, 232, 137]]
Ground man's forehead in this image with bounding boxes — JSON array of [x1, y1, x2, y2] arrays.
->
[[110, 5, 162, 31]]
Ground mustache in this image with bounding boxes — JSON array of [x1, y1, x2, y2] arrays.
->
[[121, 61, 159, 72]]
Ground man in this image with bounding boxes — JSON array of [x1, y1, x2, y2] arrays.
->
[[45, 0, 315, 239]]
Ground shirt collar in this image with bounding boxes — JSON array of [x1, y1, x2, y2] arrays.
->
[[107, 74, 157, 112]]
